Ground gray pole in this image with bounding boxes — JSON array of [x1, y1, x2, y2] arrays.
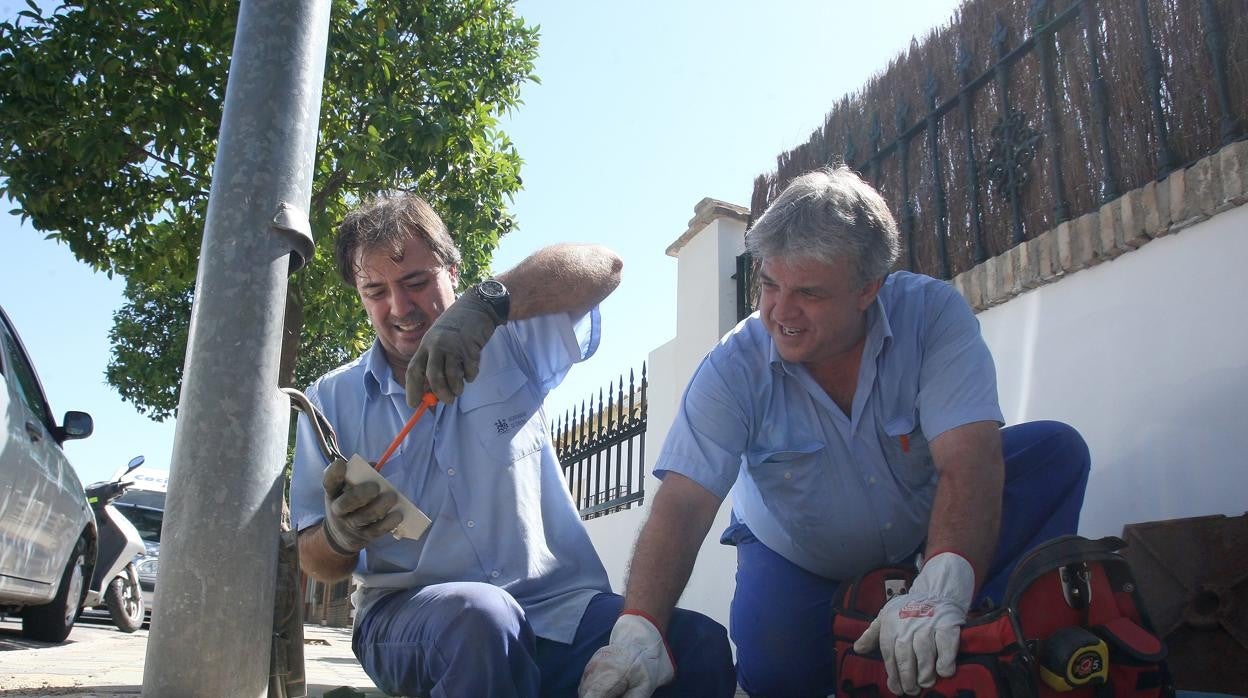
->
[[142, 1, 328, 695]]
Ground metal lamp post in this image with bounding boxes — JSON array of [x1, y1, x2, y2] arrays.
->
[[143, 1, 329, 695]]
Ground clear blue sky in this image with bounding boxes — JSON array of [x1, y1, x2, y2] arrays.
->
[[1, 0, 963, 486]]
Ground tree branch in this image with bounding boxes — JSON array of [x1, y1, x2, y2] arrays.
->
[[311, 168, 349, 216], [143, 146, 210, 185]]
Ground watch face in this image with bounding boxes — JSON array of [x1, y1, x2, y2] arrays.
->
[[479, 279, 507, 298]]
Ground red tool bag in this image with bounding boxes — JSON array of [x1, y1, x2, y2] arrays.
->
[[831, 536, 1174, 697]]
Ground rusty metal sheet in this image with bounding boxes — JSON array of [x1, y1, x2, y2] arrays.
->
[[1120, 513, 1248, 693]]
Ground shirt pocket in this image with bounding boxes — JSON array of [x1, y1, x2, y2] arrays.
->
[[457, 367, 544, 462], [743, 441, 826, 529], [881, 413, 936, 489]]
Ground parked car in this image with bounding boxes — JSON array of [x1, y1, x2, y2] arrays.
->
[[0, 304, 96, 642]]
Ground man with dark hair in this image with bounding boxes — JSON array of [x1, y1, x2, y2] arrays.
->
[[291, 191, 735, 697], [580, 166, 1090, 697]]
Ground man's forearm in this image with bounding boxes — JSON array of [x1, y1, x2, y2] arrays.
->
[[496, 244, 622, 322], [297, 525, 359, 583], [622, 473, 721, 630], [925, 421, 1004, 581]]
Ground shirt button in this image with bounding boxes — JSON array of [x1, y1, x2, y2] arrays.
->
[[447, 468, 456, 476], [783, 472, 792, 480], [868, 476, 877, 485], [883, 522, 893, 531], [491, 570, 500, 579], [466, 520, 475, 528]]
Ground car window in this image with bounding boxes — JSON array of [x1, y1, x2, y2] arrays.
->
[[118, 489, 167, 510], [0, 318, 52, 427], [115, 504, 163, 544]]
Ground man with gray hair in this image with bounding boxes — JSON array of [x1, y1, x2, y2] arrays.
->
[[580, 166, 1089, 697]]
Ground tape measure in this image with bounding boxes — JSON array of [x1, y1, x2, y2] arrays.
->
[[1038, 626, 1110, 691]]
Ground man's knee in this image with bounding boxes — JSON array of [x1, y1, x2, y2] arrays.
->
[[358, 583, 531, 661], [1039, 420, 1088, 459], [1036, 421, 1090, 491], [1006, 420, 1091, 485], [435, 583, 530, 649], [356, 583, 537, 696]]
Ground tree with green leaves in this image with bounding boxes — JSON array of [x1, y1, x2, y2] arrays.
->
[[0, 0, 539, 420]]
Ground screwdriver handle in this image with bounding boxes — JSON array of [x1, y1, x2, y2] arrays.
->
[[375, 392, 438, 471]]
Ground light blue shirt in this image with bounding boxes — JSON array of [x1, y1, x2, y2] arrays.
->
[[655, 272, 1003, 580], [290, 310, 611, 643]]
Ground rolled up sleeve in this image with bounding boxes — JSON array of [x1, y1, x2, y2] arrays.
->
[[654, 353, 750, 500], [916, 289, 1004, 440]]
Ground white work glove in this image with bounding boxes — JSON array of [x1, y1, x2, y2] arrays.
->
[[578, 612, 676, 698], [853, 552, 974, 695]]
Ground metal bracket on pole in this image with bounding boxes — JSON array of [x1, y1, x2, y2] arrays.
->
[[272, 201, 314, 274]]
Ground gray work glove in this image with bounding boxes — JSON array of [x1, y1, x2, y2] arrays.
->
[[405, 291, 501, 407], [320, 458, 404, 556]]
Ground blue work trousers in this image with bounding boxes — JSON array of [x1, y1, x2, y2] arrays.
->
[[728, 420, 1091, 697], [353, 585, 736, 698]]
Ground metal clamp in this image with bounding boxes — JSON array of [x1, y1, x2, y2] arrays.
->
[[282, 388, 345, 463], [1059, 561, 1092, 610], [271, 202, 314, 274]]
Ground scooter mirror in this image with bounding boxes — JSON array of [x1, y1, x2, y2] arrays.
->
[[126, 455, 146, 473]]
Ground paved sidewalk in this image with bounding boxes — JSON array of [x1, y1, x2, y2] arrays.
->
[[1, 618, 751, 697], [0, 620, 383, 697]]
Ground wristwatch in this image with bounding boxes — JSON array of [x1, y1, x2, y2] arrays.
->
[[474, 278, 510, 325]]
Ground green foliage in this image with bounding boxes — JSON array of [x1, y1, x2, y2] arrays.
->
[[105, 278, 191, 421], [0, 0, 538, 420]]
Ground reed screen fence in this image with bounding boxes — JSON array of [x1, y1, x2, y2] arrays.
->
[[744, 0, 1245, 308]]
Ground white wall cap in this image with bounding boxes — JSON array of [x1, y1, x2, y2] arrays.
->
[[665, 197, 750, 258]]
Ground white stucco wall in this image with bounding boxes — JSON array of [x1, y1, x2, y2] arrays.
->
[[978, 203, 1248, 538], [583, 213, 746, 633]]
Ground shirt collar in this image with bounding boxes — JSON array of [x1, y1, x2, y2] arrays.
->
[[867, 293, 894, 354], [362, 339, 404, 398], [767, 294, 894, 374]]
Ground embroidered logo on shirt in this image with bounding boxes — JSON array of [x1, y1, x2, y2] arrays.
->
[[493, 412, 530, 437]]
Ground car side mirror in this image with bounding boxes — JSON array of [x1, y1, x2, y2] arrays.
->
[[59, 411, 94, 441]]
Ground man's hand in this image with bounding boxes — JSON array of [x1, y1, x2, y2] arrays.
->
[[853, 552, 974, 695], [320, 458, 404, 556], [578, 612, 675, 698], [405, 290, 501, 406]]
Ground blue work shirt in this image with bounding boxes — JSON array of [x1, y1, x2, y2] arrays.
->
[[290, 310, 611, 643], [655, 272, 1003, 580]]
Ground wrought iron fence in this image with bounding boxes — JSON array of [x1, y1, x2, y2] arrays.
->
[[748, 0, 1246, 288], [735, 251, 756, 322], [552, 364, 648, 520]]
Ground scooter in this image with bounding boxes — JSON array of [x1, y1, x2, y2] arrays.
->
[[82, 455, 148, 633]]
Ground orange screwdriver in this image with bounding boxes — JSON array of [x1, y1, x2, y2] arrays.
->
[[374, 391, 438, 471]]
